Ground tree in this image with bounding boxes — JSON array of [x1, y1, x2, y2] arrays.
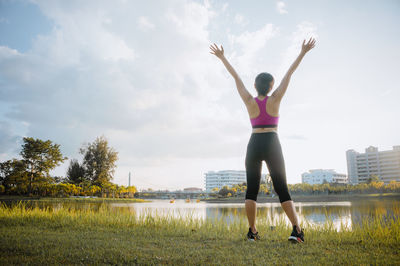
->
[[53, 176, 67, 184], [127, 186, 137, 197], [219, 186, 234, 197], [79, 135, 118, 187], [88, 185, 101, 196], [66, 159, 86, 184], [367, 174, 380, 184], [260, 184, 269, 195], [387, 181, 400, 192], [102, 182, 117, 197], [20, 137, 67, 194], [0, 159, 29, 194], [0, 159, 14, 186]]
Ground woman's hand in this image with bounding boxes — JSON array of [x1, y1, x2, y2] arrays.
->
[[209, 42, 253, 104], [209, 43, 225, 59], [272, 37, 316, 102], [301, 37, 316, 54]]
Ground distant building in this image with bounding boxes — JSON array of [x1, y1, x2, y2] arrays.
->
[[301, 169, 347, 185], [205, 170, 246, 192], [204, 170, 267, 192], [346, 145, 400, 184], [183, 187, 203, 192]]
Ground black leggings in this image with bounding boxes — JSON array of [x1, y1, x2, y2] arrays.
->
[[245, 132, 292, 203]]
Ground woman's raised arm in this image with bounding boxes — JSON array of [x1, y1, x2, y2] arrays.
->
[[271, 37, 316, 102], [210, 43, 253, 105]]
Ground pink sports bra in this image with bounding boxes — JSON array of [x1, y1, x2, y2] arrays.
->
[[250, 96, 279, 128]]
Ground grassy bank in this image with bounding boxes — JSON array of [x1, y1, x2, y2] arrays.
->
[[36, 197, 151, 203], [202, 192, 400, 203], [0, 201, 399, 265], [0, 195, 151, 203]]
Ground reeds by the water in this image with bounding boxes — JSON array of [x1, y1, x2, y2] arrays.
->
[[1, 200, 400, 265], [1, 200, 399, 244]]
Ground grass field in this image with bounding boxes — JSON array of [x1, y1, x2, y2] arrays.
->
[[0, 201, 399, 265]]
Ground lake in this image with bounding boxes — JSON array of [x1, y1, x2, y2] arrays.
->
[[4, 198, 399, 231]]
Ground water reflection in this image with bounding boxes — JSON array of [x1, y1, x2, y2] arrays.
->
[[5, 198, 399, 231]]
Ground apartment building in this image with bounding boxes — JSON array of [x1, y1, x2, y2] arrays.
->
[[204, 170, 246, 192], [346, 145, 400, 184]]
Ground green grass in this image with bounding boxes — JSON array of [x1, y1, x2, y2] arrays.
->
[[36, 196, 151, 203], [0, 195, 151, 203], [0, 201, 399, 265]]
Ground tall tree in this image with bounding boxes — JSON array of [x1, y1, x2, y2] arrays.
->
[[20, 137, 67, 194], [0, 159, 29, 194], [79, 135, 118, 187], [66, 159, 86, 184]]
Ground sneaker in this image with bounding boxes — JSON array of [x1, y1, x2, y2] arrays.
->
[[288, 225, 304, 243], [247, 227, 261, 241]]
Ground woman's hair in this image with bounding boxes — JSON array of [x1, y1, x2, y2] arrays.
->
[[255, 72, 274, 96]]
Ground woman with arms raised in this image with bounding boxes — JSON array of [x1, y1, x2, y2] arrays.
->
[[210, 37, 316, 243]]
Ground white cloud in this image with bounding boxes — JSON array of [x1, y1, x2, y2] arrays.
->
[[203, 0, 211, 9], [229, 23, 277, 51], [165, 0, 215, 42], [30, 6, 136, 63], [137, 16, 155, 31], [276, 1, 288, 14], [278, 21, 318, 78], [0, 120, 22, 161], [1, 1, 398, 190], [0, 46, 19, 57], [292, 21, 319, 42], [234, 14, 247, 26], [221, 3, 229, 12], [0, 0, 248, 190], [228, 23, 279, 74]]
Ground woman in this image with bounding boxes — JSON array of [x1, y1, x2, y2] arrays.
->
[[210, 37, 316, 243]]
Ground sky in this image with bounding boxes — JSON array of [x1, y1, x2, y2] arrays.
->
[[0, 0, 399, 191]]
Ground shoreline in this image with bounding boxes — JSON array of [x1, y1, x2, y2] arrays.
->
[[0, 195, 150, 203], [0, 193, 399, 204], [200, 193, 400, 203]]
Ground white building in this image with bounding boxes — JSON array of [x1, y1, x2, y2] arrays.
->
[[204, 170, 246, 192], [204, 170, 268, 192], [301, 169, 347, 185], [346, 145, 400, 184]]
